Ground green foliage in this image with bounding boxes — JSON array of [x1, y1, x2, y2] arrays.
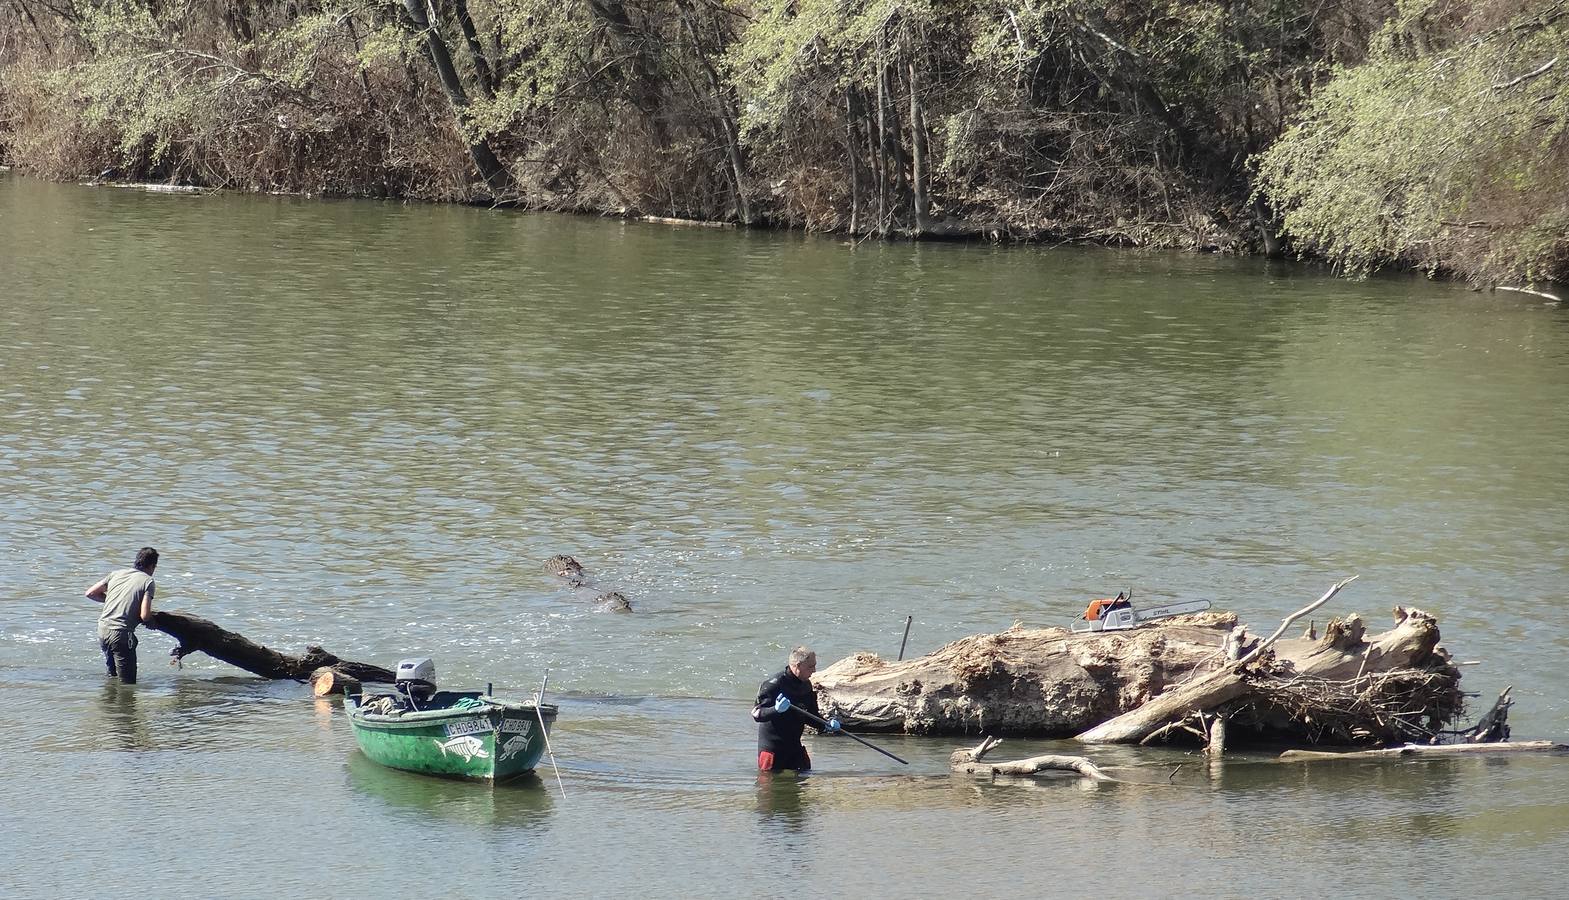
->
[[1258, 0, 1568, 284], [71, 2, 210, 165], [727, 0, 927, 137], [0, 0, 1560, 281], [465, 0, 591, 137]]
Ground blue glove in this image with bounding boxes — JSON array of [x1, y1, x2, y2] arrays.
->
[[827, 718, 842, 733], [774, 694, 791, 714]]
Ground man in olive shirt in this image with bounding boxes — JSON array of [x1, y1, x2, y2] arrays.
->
[[85, 547, 159, 684]]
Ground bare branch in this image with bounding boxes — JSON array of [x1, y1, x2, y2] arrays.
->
[[1492, 56, 1557, 90], [1236, 575, 1359, 668], [1497, 285, 1564, 303]]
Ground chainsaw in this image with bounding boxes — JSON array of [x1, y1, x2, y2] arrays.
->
[[1071, 589, 1212, 633]]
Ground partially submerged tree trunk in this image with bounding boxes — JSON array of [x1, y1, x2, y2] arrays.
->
[[816, 581, 1465, 748], [1278, 741, 1567, 761], [148, 610, 395, 685]]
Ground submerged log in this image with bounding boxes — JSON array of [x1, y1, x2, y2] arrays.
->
[[950, 736, 1115, 781], [816, 581, 1464, 748], [1278, 741, 1568, 761], [148, 610, 395, 684]]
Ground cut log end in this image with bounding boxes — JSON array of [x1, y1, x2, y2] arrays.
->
[[311, 666, 362, 697]]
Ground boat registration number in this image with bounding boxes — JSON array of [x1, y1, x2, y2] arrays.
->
[[500, 719, 535, 735], [445, 718, 492, 737]]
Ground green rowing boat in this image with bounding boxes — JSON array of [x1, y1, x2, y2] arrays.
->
[[347, 690, 558, 782]]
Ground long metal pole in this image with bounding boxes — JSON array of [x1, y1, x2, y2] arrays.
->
[[897, 616, 912, 661], [794, 706, 908, 765], [536, 669, 567, 801]]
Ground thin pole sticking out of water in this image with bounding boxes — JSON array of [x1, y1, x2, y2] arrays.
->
[[898, 616, 913, 661], [536, 669, 567, 802]]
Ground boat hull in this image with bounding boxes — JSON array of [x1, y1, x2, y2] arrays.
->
[[348, 694, 557, 782]]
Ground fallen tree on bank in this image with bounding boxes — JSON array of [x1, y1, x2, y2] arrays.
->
[[815, 579, 1467, 748], [148, 610, 394, 691]]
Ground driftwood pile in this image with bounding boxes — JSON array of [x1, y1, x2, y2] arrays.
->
[[818, 579, 1471, 750]]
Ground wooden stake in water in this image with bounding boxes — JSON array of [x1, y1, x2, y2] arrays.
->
[[536, 669, 567, 801], [897, 616, 913, 661]]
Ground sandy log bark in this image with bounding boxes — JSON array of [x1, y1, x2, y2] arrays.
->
[[815, 612, 1244, 736], [950, 736, 1115, 780], [148, 610, 395, 684], [1278, 741, 1567, 761], [817, 590, 1460, 744]]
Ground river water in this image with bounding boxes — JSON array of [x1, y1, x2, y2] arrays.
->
[[3, 176, 1567, 896]]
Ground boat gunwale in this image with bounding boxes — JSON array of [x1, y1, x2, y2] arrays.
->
[[349, 703, 556, 728]]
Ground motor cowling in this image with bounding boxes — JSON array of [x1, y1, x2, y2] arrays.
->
[[395, 657, 437, 703]]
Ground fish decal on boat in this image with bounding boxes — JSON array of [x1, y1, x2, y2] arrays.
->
[[497, 734, 532, 762], [434, 735, 490, 761]]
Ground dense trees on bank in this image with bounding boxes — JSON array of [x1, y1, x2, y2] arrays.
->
[[0, 0, 1562, 286], [1258, 1, 1566, 287]]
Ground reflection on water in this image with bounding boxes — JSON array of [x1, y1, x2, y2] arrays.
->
[[754, 772, 811, 834], [93, 679, 155, 752], [345, 751, 555, 829]]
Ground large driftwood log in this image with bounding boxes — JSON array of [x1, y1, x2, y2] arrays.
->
[[817, 582, 1463, 747], [950, 736, 1115, 781], [815, 612, 1245, 736], [148, 610, 395, 684]]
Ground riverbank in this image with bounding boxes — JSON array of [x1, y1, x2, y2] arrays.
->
[[2, 1, 1562, 288], [39, 172, 1569, 304]]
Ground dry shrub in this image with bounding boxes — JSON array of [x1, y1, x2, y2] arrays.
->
[[0, 50, 121, 179]]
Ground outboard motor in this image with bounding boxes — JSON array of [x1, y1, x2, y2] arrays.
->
[[395, 657, 437, 708]]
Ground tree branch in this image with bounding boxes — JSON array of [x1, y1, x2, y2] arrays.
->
[[1493, 56, 1558, 90]]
